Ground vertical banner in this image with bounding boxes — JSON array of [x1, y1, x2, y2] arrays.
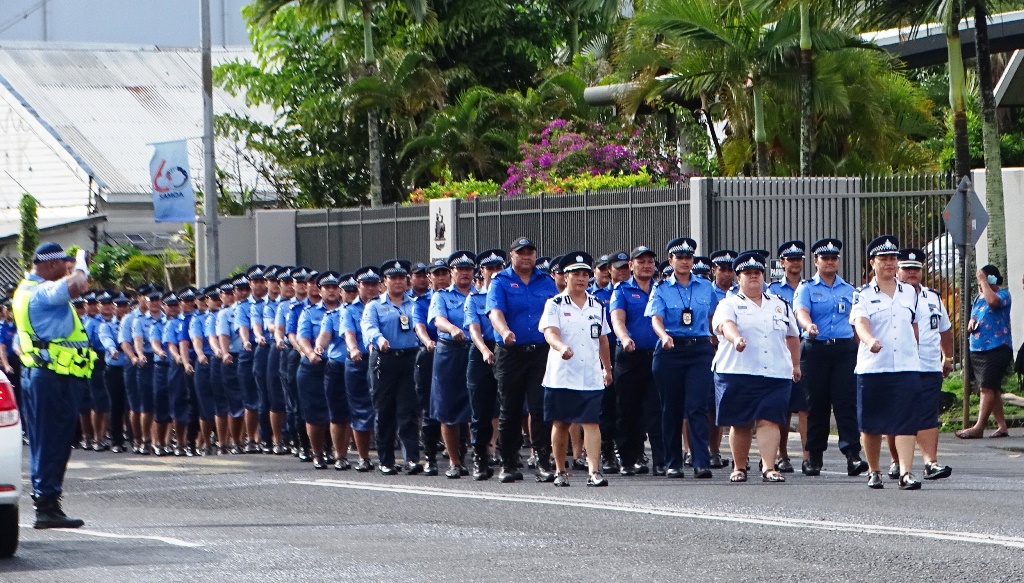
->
[[150, 140, 197, 223], [428, 198, 457, 262]]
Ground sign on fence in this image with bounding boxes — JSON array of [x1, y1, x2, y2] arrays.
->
[[429, 198, 457, 261]]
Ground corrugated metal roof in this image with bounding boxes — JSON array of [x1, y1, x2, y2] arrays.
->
[[0, 41, 277, 201]]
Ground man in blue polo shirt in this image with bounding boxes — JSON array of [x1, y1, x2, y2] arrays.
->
[[486, 236, 559, 483]]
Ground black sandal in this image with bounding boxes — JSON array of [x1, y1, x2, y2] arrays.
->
[[761, 469, 786, 483], [729, 469, 747, 483]]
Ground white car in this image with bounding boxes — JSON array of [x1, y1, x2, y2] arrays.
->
[[0, 372, 21, 558]]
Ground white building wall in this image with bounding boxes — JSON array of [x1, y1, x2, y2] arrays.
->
[[0, 0, 251, 48], [973, 168, 1023, 353], [0, 86, 90, 232]]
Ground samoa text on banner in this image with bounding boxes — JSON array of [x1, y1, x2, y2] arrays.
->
[[149, 140, 197, 223]]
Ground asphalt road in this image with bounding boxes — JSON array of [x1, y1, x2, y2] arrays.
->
[[2, 432, 1024, 582]]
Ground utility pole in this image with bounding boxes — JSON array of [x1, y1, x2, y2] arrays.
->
[[200, 0, 219, 285]]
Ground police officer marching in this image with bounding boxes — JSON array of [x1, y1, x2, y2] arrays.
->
[[14, 242, 94, 529], [464, 250, 506, 480]]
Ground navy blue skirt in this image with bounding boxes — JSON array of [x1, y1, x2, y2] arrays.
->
[[857, 372, 921, 436], [714, 373, 791, 427], [788, 377, 808, 413], [297, 359, 328, 425], [344, 357, 375, 432], [429, 341, 471, 424], [543, 387, 602, 423], [325, 359, 351, 424], [916, 372, 943, 431]]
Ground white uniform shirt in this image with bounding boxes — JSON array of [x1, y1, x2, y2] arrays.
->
[[538, 292, 610, 391], [849, 278, 922, 374], [915, 285, 951, 372], [711, 292, 799, 379]]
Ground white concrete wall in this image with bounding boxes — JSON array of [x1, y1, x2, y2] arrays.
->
[[255, 210, 296, 266], [973, 168, 1023, 352], [195, 214, 255, 284]]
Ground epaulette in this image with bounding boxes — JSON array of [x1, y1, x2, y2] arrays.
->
[[553, 296, 564, 305]]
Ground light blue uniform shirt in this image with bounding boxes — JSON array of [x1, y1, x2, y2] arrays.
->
[[412, 290, 438, 341], [767, 279, 799, 305], [97, 317, 128, 366], [644, 274, 718, 338], [464, 286, 494, 342], [146, 315, 167, 363], [118, 307, 140, 346], [484, 267, 558, 345], [296, 302, 327, 363], [342, 297, 370, 354], [216, 305, 242, 353], [610, 277, 658, 350], [362, 293, 419, 350], [190, 311, 213, 356], [428, 285, 470, 341], [23, 273, 75, 342], [793, 274, 856, 340], [263, 297, 281, 329], [132, 313, 159, 355], [319, 308, 348, 361]]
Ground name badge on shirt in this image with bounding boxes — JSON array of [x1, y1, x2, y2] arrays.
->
[[399, 313, 411, 331], [838, 301, 847, 313], [591, 323, 601, 339], [930, 314, 940, 330], [681, 308, 693, 327]]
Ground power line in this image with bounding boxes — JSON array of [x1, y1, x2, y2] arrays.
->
[[0, 1, 47, 35]]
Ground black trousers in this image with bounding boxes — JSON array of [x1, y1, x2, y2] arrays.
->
[[599, 338, 618, 456], [614, 347, 663, 467], [801, 339, 860, 456], [467, 345, 498, 459], [103, 364, 127, 447], [415, 347, 441, 457], [494, 344, 549, 466], [371, 349, 420, 467]]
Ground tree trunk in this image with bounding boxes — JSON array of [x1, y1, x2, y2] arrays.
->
[[752, 85, 768, 177], [799, 2, 813, 177], [362, 1, 382, 207], [975, 3, 1006, 276], [947, 32, 970, 180], [569, 14, 580, 63]]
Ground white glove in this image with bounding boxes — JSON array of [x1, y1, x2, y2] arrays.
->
[[74, 249, 88, 274]]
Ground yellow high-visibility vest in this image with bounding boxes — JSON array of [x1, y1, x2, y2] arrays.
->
[[12, 279, 95, 378]]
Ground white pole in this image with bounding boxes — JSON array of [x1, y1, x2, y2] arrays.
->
[[200, 0, 219, 286]]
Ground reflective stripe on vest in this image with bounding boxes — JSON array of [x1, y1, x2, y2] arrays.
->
[[12, 279, 95, 378]]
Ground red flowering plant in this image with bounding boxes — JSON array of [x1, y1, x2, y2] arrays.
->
[[501, 118, 685, 197]]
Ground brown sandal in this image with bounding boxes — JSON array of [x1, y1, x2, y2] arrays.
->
[[954, 428, 983, 439], [989, 429, 1010, 438]]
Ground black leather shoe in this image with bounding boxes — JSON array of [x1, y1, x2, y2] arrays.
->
[[355, 458, 374, 472], [802, 456, 822, 476], [887, 460, 901, 480], [526, 455, 538, 469], [298, 448, 312, 462], [923, 462, 952, 480], [473, 460, 493, 481], [652, 464, 667, 477], [334, 458, 351, 471], [445, 465, 461, 479], [312, 456, 328, 469], [666, 468, 685, 479], [153, 445, 165, 457], [535, 468, 555, 483], [708, 453, 728, 469], [423, 460, 438, 476], [587, 473, 608, 487], [775, 457, 794, 473], [273, 442, 290, 455], [601, 456, 620, 474], [847, 455, 868, 476], [33, 499, 84, 530], [554, 471, 570, 487], [379, 465, 398, 476], [405, 462, 424, 475], [898, 472, 921, 490], [571, 457, 588, 471], [682, 452, 693, 467], [635, 463, 650, 475], [867, 471, 884, 489], [498, 467, 518, 483], [693, 467, 713, 479], [244, 441, 261, 454], [619, 465, 636, 476]]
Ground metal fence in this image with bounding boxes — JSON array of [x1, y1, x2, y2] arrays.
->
[[295, 183, 691, 270]]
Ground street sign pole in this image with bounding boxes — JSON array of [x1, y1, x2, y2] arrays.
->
[[200, 0, 219, 286], [960, 180, 972, 428]]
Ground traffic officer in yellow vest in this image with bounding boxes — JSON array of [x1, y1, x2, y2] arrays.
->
[[13, 242, 94, 529]]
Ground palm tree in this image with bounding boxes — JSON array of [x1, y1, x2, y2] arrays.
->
[[972, 1, 1007, 276], [251, 0, 431, 207]]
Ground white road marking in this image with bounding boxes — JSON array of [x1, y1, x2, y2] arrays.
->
[[20, 525, 203, 548], [294, 478, 1024, 549]]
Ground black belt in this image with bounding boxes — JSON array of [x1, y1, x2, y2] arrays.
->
[[670, 336, 709, 347], [380, 348, 418, 357], [500, 342, 545, 353], [438, 338, 469, 347], [805, 337, 853, 346]]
